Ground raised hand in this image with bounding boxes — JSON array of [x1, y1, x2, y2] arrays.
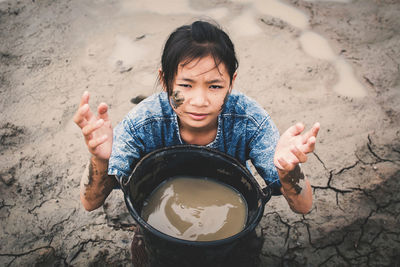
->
[[274, 122, 320, 173], [73, 91, 113, 161]]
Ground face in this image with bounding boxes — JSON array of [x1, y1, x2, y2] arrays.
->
[[168, 56, 236, 133]]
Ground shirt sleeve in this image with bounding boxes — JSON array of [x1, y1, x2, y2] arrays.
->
[[108, 118, 145, 184], [248, 115, 282, 196]]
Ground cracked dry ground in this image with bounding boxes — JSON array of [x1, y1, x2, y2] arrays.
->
[[259, 133, 400, 266], [1, 0, 400, 266]]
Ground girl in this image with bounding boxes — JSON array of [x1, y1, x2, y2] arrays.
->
[[73, 20, 319, 216]]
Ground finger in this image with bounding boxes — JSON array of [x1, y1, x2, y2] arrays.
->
[[97, 103, 109, 121], [73, 104, 89, 128], [291, 145, 308, 163], [301, 136, 316, 154], [80, 91, 96, 122], [79, 91, 90, 107], [82, 103, 95, 123], [88, 135, 108, 150], [286, 122, 305, 137], [277, 158, 295, 172], [82, 119, 104, 137], [103, 120, 112, 130], [302, 122, 320, 144], [312, 122, 320, 138]]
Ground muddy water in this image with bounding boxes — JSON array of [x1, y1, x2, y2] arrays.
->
[[141, 176, 248, 241]]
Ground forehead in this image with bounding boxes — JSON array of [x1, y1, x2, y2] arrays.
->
[[177, 56, 228, 79]]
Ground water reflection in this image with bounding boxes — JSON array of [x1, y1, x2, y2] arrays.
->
[[142, 177, 247, 241]]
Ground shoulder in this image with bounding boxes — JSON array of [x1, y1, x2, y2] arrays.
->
[[123, 92, 174, 129], [223, 90, 271, 126]]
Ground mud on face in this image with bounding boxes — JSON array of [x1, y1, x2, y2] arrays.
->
[[170, 90, 185, 109]]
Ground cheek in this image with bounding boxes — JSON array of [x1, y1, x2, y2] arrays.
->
[[170, 90, 186, 109]]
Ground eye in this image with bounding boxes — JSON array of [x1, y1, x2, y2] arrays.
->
[[210, 85, 223, 89], [178, 84, 191, 88]]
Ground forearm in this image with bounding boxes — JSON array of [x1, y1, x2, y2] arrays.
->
[[80, 156, 117, 211], [278, 165, 312, 214]]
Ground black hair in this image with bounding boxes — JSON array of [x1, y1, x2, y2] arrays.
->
[[160, 20, 239, 96]]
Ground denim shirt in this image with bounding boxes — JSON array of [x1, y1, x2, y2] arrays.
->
[[108, 90, 282, 195]]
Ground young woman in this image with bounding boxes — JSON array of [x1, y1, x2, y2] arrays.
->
[[73, 20, 319, 216]]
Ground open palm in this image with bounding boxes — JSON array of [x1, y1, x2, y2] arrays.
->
[[73, 92, 113, 161], [274, 122, 320, 173]]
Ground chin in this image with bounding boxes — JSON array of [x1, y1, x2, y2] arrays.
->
[[186, 120, 213, 130]]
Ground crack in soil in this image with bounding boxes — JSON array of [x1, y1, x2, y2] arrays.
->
[[27, 199, 50, 214], [0, 199, 14, 210], [66, 238, 115, 264], [0, 246, 55, 267], [317, 253, 339, 267], [63, 221, 111, 240], [0, 199, 14, 218], [334, 161, 360, 175], [107, 222, 137, 231], [367, 134, 400, 163], [355, 210, 375, 249], [312, 170, 353, 207], [49, 208, 77, 234], [313, 152, 328, 170], [263, 211, 291, 245]]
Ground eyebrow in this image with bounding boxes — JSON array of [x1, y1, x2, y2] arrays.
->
[[176, 77, 225, 84]]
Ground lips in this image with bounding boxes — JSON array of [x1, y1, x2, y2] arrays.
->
[[188, 112, 208, 121]]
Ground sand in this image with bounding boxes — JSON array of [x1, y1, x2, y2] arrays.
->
[[0, 0, 399, 266]]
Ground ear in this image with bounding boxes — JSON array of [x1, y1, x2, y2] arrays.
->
[[229, 72, 237, 93], [158, 68, 167, 92]]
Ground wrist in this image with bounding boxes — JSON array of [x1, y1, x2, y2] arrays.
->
[[279, 164, 304, 195], [90, 156, 109, 170], [276, 167, 289, 177], [88, 156, 109, 182]]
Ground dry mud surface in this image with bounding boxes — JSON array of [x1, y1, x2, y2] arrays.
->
[[0, 0, 399, 266]]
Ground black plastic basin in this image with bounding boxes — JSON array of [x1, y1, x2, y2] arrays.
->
[[123, 145, 271, 266]]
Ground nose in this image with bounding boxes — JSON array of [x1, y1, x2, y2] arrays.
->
[[189, 87, 209, 107]]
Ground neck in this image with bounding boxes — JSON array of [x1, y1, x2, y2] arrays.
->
[[179, 123, 218, 146]]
